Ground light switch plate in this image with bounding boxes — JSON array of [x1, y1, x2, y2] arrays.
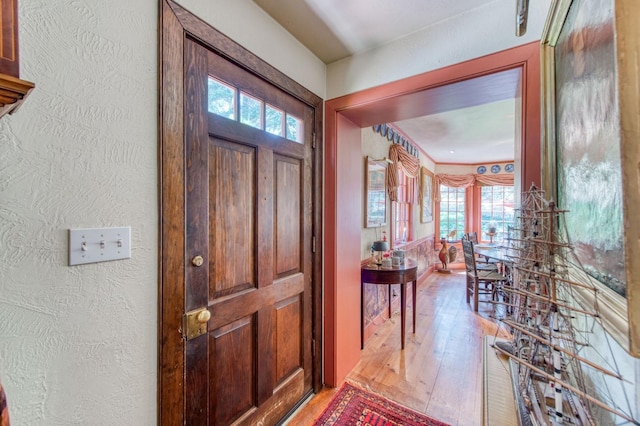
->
[[69, 227, 131, 266]]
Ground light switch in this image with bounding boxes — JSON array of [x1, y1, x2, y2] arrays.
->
[[69, 227, 131, 266]]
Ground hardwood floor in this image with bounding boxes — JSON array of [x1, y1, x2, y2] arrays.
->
[[286, 270, 510, 425]]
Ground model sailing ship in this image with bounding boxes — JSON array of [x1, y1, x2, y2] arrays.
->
[[491, 185, 638, 425]]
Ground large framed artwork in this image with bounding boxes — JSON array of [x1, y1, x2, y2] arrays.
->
[[541, 0, 640, 356], [419, 167, 433, 223], [365, 156, 387, 228]]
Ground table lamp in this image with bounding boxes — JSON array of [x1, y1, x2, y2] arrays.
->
[[372, 240, 389, 265]]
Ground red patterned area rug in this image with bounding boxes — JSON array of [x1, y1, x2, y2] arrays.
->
[[313, 382, 450, 426]]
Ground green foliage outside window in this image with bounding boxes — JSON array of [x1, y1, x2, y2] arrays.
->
[[439, 185, 465, 240], [286, 114, 302, 143], [207, 78, 235, 119], [240, 93, 262, 129], [480, 186, 515, 243], [266, 105, 284, 136]]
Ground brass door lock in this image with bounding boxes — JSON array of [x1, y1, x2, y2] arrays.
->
[[183, 307, 210, 340]]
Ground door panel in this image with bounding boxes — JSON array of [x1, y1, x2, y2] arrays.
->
[[209, 139, 256, 299], [275, 295, 302, 383], [210, 316, 255, 425], [275, 156, 301, 276]]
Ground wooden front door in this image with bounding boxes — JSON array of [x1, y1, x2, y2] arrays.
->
[[160, 1, 322, 424]]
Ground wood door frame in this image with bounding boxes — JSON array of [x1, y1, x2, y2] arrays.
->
[[323, 41, 541, 386], [158, 1, 323, 424]]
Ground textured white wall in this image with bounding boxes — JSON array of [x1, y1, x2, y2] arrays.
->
[[0, 1, 158, 424], [0, 1, 325, 425], [326, 0, 552, 99]]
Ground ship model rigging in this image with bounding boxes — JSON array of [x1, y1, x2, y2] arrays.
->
[[490, 185, 638, 425]]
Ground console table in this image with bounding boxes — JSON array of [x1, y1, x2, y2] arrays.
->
[[361, 259, 418, 349]]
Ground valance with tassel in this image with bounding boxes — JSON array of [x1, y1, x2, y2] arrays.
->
[[387, 143, 420, 203], [434, 173, 514, 201]]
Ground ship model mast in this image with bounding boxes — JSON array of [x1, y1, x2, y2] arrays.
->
[[491, 185, 638, 425]]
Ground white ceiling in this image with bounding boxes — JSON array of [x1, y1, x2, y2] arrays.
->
[[394, 99, 517, 164], [253, 0, 526, 164]]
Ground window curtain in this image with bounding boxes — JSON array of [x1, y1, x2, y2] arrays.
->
[[387, 143, 420, 202], [475, 174, 514, 186], [434, 173, 514, 201]]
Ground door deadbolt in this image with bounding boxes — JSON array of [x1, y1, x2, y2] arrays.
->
[[192, 255, 204, 267]]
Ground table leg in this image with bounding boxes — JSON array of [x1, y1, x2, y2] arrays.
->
[[388, 284, 391, 318], [412, 280, 416, 333], [361, 280, 364, 349], [400, 282, 406, 349]]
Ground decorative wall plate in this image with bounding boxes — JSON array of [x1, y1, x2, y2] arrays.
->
[[505, 163, 514, 172], [491, 165, 501, 173], [477, 165, 486, 174]]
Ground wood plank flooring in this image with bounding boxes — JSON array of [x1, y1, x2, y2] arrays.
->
[[286, 270, 510, 425]]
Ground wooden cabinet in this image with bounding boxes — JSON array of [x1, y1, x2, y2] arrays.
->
[[1, 0, 20, 77], [0, 0, 34, 118]]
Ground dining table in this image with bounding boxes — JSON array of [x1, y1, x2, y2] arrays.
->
[[474, 244, 518, 278], [473, 244, 517, 263]]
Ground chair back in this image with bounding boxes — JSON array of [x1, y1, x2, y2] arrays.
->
[[466, 232, 479, 244], [461, 238, 477, 276]]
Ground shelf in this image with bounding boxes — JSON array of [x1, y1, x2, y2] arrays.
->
[[0, 73, 35, 119]]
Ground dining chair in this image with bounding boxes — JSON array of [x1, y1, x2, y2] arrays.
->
[[461, 238, 507, 312], [463, 232, 499, 272]]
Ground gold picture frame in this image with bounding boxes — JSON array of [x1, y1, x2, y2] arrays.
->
[[365, 156, 387, 228], [541, 0, 640, 356], [419, 167, 434, 223]]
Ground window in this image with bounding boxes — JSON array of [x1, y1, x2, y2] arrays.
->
[[207, 77, 235, 120], [265, 104, 284, 137], [207, 76, 304, 144], [286, 113, 303, 143], [239, 92, 262, 129], [393, 168, 411, 244], [439, 185, 465, 239], [480, 185, 515, 243]]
